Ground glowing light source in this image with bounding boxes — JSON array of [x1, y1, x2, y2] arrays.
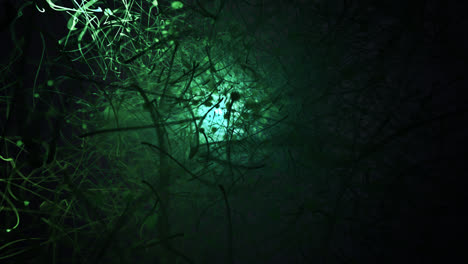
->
[[171, 1, 184, 9]]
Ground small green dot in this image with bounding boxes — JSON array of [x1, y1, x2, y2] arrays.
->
[[24, 201, 30, 206], [34, 93, 40, 98], [152, 0, 158, 7], [16, 140, 23, 147], [47, 80, 54, 87], [6, 229, 11, 233], [82, 124, 87, 130]]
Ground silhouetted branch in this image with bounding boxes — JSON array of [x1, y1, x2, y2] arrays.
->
[[219, 184, 233, 264]]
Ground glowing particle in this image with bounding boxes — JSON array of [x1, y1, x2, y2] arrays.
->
[[82, 124, 87, 130], [90, 7, 102, 12], [104, 8, 113, 16], [36, 5, 45, 13], [152, 0, 158, 7], [67, 17, 78, 31], [24, 201, 30, 206], [47, 80, 54, 86], [34, 93, 40, 98], [6, 229, 11, 233], [16, 140, 23, 147], [171, 1, 183, 9]]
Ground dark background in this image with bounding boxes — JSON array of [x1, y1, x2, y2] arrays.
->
[[1, 0, 468, 263]]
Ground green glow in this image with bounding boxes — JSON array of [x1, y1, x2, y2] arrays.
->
[[45, 0, 77, 12], [35, 4, 45, 13], [198, 94, 228, 141], [104, 8, 113, 16], [67, 16, 78, 31], [7, 1, 293, 263], [0, 154, 13, 162], [0, 0, 417, 263], [171, 1, 183, 9], [0, 190, 20, 232]]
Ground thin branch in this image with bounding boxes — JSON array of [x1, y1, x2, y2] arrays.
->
[[141, 142, 217, 188], [219, 184, 234, 264], [78, 118, 201, 138]]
